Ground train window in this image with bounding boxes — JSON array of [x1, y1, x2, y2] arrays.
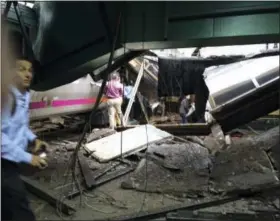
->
[[212, 79, 256, 107], [147, 65, 154, 73], [152, 65, 158, 73], [144, 60, 149, 67], [256, 67, 279, 86], [147, 65, 158, 75]]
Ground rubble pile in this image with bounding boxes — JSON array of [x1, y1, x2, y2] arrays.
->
[[121, 127, 279, 198], [22, 125, 279, 220], [121, 141, 211, 197], [209, 142, 277, 194]]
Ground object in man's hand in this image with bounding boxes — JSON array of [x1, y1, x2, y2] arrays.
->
[[39, 152, 47, 159], [37, 149, 48, 169], [31, 155, 48, 169]]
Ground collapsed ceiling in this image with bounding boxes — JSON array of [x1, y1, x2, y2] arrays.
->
[[2, 1, 280, 90]]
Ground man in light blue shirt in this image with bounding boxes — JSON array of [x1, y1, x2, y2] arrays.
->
[[2, 56, 49, 221], [122, 80, 135, 120], [124, 84, 133, 100]]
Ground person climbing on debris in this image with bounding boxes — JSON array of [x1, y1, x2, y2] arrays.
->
[[204, 101, 214, 124], [104, 72, 124, 129], [122, 79, 135, 121], [1, 55, 50, 221], [186, 95, 196, 122], [179, 95, 190, 124]]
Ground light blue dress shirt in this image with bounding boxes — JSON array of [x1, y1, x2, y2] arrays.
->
[[124, 85, 134, 100], [1, 86, 37, 164]]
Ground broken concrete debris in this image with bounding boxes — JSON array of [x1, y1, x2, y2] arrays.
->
[[49, 116, 65, 125], [64, 141, 78, 151], [121, 142, 211, 197], [21, 176, 76, 216], [121, 126, 279, 199], [22, 123, 279, 219], [230, 126, 280, 172], [209, 141, 278, 194]]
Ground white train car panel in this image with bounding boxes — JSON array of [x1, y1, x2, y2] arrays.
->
[[29, 75, 107, 120]]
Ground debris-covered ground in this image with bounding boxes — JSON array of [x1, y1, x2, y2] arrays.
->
[[22, 121, 280, 220]]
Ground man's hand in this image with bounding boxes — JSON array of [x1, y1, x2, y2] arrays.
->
[[32, 139, 49, 154], [31, 155, 48, 169]]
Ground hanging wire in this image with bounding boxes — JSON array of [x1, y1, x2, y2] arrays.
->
[[120, 11, 127, 158], [129, 15, 205, 217], [134, 11, 149, 216], [69, 9, 122, 194]]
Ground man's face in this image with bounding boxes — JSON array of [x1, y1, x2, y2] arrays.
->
[[15, 59, 33, 88]]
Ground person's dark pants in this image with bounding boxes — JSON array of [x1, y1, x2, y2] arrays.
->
[[180, 113, 187, 124], [1, 159, 36, 221]]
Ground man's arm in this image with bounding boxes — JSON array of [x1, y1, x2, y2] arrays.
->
[[1, 93, 31, 163], [184, 99, 189, 113], [1, 123, 32, 164], [26, 127, 37, 143], [186, 102, 195, 117]]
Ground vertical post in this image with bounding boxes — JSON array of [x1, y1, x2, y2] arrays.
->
[[123, 61, 144, 125], [136, 92, 149, 124]]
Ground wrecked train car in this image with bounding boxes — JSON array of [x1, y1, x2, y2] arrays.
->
[[157, 55, 246, 122], [2, 3, 156, 122], [128, 57, 158, 104], [157, 51, 279, 128], [29, 74, 108, 120], [29, 56, 158, 121], [205, 54, 280, 132]]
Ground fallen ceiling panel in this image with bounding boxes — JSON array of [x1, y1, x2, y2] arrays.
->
[[85, 124, 172, 163]]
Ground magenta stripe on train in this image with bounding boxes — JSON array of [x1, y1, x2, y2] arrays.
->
[[29, 97, 108, 110]]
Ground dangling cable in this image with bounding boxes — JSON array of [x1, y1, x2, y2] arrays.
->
[[135, 11, 149, 216], [69, 10, 122, 194], [56, 8, 123, 215], [120, 3, 127, 157]]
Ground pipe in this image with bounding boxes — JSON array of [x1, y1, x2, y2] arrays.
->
[[2, 2, 12, 19], [70, 9, 122, 171], [12, 1, 36, 61]]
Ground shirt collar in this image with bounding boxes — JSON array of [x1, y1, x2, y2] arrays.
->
[[10, 86, 29, 100]]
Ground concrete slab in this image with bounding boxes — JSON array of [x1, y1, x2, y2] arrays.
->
[[85, 125, 172, 163], [86, 128, 116, 143]]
